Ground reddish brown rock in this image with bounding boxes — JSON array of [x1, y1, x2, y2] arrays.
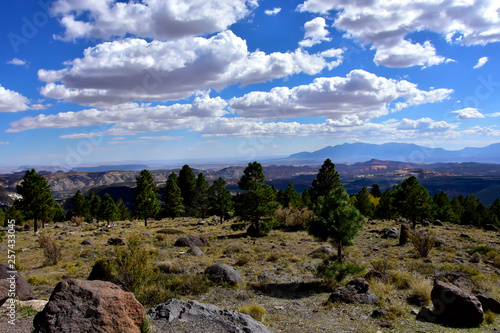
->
[[33, 279, 145, 333]]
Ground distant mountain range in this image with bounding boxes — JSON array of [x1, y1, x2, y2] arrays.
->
[[283, 142, 500, 164]]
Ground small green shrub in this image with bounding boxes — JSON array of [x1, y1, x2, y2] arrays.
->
[[316, 260, 366, 283], [409, 261, 436, 275], [467, 246, 497, 256], [408, 277, 432, 305], [26, 276, 48, 287], [237, 304, 266, 322], [275, 207, 314, 231], [18, 304, 38, 318], [484, 310, 496, 325], [140, 315, 153, 333]]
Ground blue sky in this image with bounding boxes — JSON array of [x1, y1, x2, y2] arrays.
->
[[1, 0, 500, 168]]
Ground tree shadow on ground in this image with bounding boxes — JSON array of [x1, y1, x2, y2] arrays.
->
[[251, 281, 327, 300]]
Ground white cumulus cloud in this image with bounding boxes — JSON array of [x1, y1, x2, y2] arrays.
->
[[38, 31, 343, 106], [229, 69, 453, 121], [0, 86, 31, 112], [51, 0, 258, 40], [299, 17, 332, 47], [298, 0, 500, 67], [452, 107, 485, 119], [264, 7, 281, 15], [473, 56, 489, 69]]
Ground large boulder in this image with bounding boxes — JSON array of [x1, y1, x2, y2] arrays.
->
[[204, 263, 242, 285], [148, 298, 272, 333], [328, 278, 379, 305], [417, 281, 483, 328], [33, 279, 145, 333], [0, 263, 35, 306], [174, 235, 209, 247]]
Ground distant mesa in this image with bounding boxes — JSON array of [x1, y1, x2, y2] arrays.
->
[[284, 142, 500, 164]]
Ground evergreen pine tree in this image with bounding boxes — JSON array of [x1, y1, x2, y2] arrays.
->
[[308, 186, 364, 262], [355, 186, 375, 217], [72, 190, 86, 217], [208, 177, 233, 223], [116, 198, 130, 221], [394, 176, 434, 227], [163, 173, 184, 218], [133, 169, 160, 227], [99, 193, 117, 224], [370, 184, 382, 198], [195, 172, 210, 218], [310, 159, 341, 203], [238, 161, 265, 190], [178, 165, 197, 216], [16, 169, 53, 233]]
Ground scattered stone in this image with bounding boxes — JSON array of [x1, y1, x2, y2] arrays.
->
[[473, 290, 500, 313], [308, 245, 336, 258], [148, 298, 272, 333], [0, 246, 6, 251], [197, 220, 207, 226], [328, 278, 379, 305], [140, 232, 153, 238], [417, 281, 483, 328], [371, 308, 388, 318], [381, 227, 400, 239], [33, 279, 145, 333], [469, 252, 481, 263], [174, 235, 209, 247], [407, 294, 427, 306], [378, 321, 393, 329], [81, 239, 94, 246], [204, 263, 242, 285], [187, 246, 204, 256], [14, 225, 23, 232], [433, 220, 444, 226], [365, 270, 388, 283], [107, 238, 125, 246], [0, 263, 35, 306], [434, 237, 447, 247], [421, 220, 431, 227], [23, 224, 31, 231], [484, 224, 499, 231], [411, 309, 419, 316], [460, 233, 472, 239]]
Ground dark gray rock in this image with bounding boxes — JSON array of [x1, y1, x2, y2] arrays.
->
[[365, 270, 388, 283], [174, 235, 209, 247], [417, 281, 483, 328], [23, 224, 31, 231], [328, 278, 379, 305], [460, 233, 472, 239], [473, 290, 500, 314], [107, 238, 125, 245], [81, 239, 94, 246], [484, 224, 499, 231], [434, 237, 447, 247], [148, 298, 271, 333], [187, 246, 204, 256], [381, 227, 399, 239], [407, 294, 427, 306], [0, 263, 36, 306], [371, 308, 388, 318], [204, 263, 242, 285], [433, 220, 444, 226], [140, 232, 154, 238], [308, 245, 336, 258]]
